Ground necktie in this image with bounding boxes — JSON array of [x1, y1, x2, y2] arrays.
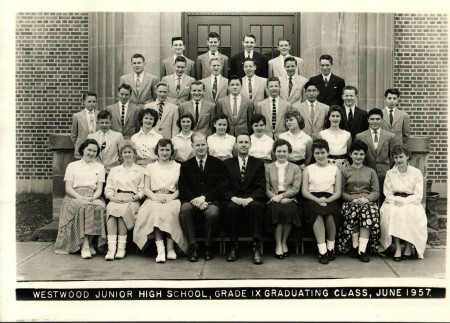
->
[[248, 79, 253, 100], [288, 77, 293, 97], [199, 159, 204, 172], [121, 104, 125, 127], [176, 77, 181, 94], [389, 109, 394, 126], [101, 132, 106, 153], [310, 103, 315, 122], [348, 108, 353, 128], [272, 98, 277, 130], [158, 102, 164, 120], [136, 74, 141, 95], [212, 76, 218, 100], [374, 130, 378, 143], [324, 77, 328, 87], [88, 111, 95, 133], [195, 101, 199, 124], [240, 158, 246, 181], [232, 97, 238, 117]]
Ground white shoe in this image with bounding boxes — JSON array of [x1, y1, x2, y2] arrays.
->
[[105, 249, 116, 261], [166, 239, 177, 260], [115, 235, 127, 259], [89, 246, 97, 256], [155, 240, 166, 263], [81, 248, 91, 259]]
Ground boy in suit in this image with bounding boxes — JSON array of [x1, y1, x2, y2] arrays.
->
[[200, 57, 228, 104], [106, 83, 141, 140], [230, 33, 268, 78], [196, 31, 229, 79], [240, 57, 267, 103], [119, 53, 158, 108], [279, 56, 308, 105], [380, 88, 410, 145], [341, 85, 369, 141], [161, 37, 196, 79], [268, 38, 305, 78], [71, 92, 99, 159], [161, 56, 196, 106], [144, 82, 180, 139]]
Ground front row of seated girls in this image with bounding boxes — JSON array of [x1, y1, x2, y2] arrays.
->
[[55, 135, 427, 265]]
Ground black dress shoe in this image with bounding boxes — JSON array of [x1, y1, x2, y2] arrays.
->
[[274, 253, 284, 259], [327, 249, 336, 261], [253, 248, 264, 265], [188, 246, 198, 262], [359, 251, 370, 263], [283, 251, 290, 258], [349, 247, 359, 258], [319, 252, 329, 265], [393, 256, 402, 262], [204, 246, 214, 261], [226, 247, 239, 262]]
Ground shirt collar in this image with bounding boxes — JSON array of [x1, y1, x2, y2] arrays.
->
[[345, 105, 356, 110], [80, 159, 95, 166], [134, 72, 144, 79], [386, 106, 396, 112], [85, 108, 95, 114], [119, 163, 140, 172], [175, 131, 193, 138], [139, 128, 157, 135], [175, 74, 183, 80], [196, 155, 208, 164], [193, 99, 202, 105], [321, 73, 332, 80], [244, 50, 254, 58]]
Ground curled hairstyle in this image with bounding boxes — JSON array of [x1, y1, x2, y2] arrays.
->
[[82, 91, 97, 101], [176, 112, 196, 130], [138, 108, 159, 127], [250, 114, 266, 126], [131, 53, 145, 62], [368, 108, 383, 119], [266, 76, 280, 87], [311, 138, 330, 153], [391, 144, 410, 158], [207, 31, 220, 41], [384, 88, 400, 98], [284, 110, 305, 130], [325, 105, 345, 129], [79, 138, 101, 157], [154, 138, 175, 157], [319, 54, 333, 64], [212, 114, 230, 133], [272, 138, 293, 154], [349, 140, 368, 154], [119, 140, 138, 156]]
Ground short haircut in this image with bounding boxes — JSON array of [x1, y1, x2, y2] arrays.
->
[[266, 76, 280, 86], [343, 85, 358, 96], [283, 56, 297, 66], [155, 81, 169, 90], [391, 144, 410, 158], [250, 114, 266, 126], [209, 56, 222, 65], [312, 138, 330, 153], [367, 108, 384, 119], [119, 140, 138, 156], [211, 114, 230, 133], [242, 33, 256, 42], [319, 54, 333, 64], [171, 36, 184, 45], [131, 53, 145, 62], [272, 138, 293, 154], [349, 140, 368, 154], [325, 105, 345, 129], [79, 138, 101, 157], [177, 112, 196, 130], [117, 83, 132, 93], [304, 81, 319, 91], [174, 56, 187, 64], [236, 133, 251, 142], [138, 108, 159, 127], [82, 92, 97, 101], [190, 80, 205, 90], [228, 75, 242, 85], [97, 110, 111, 120], [384, 88, 401, 98], [277, 37, 291, 46], [154, 138, 175, 157], [207, 31, 220, 41], [243, 57, 256, 65], [191, 131, 208, 143], [284, 110, 305, 130]]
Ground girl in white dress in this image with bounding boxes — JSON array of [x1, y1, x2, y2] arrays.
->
[[379, 145, 428, 260], [317, 105, 351, 169], [207, 114, 236, 160], [249, 114, 274, 163], [172, 112, 195, 162]]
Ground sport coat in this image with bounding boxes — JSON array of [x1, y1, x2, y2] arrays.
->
[[161, 74, 196, 106], [87, 130, 124, 173], [279, 74, 308, 105], [161, 56, 196, 79], [240, 76, 267, 103], [341, 106, 369, 141], [119, 72, 158, 108], [106, 102, 141, 140], [201, 76, 228, 104], [268, 55, 305, 78], [254, 97, 292, 140], [222, 156, 266, 201], [356, 128, 395, 178], [309, 73, 345, 107], [71, 110, 99, 159], [380, 108, 410, 145], [215, 95, 255, 137], [292, 100, 330, 139], [179, 155, 225, 205], [196, 52, 229, 79], [144, 101, 180, 139], [179, 100, 215, 136], [230, 51, 268, 78]]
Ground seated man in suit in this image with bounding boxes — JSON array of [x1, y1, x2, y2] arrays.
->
[[279, 56, 308, 105], [161, 56, 195, 106], [341, 85, 369, 141], [215, 75, 254, 137], [200, 57, 228, 104], [230, 33, 268, 78], [222, 134, 266, 265], [268, 38, 305, 78], [144, 82, 180, 139], [87, 110, 124, 174], [292, 81, 330, 139], [255, 77, 292, 140], [356, 108, 395, 202], [106, 84, 141, 140], [240, 58, 267, 103], [196, 31, 229, 79], [119, 53, 158, 108], [309, 54, 345, 107], [160, 36, 196, 79], [380, 88, 410, 145], [179, 131, 225, 262], [179, 81, 215, 136]]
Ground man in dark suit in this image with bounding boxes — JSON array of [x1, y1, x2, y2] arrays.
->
[[222, 134, 266, 265], [179, 132, 224, 262], [309, 54, 345, 107], [341, 85, 369, 141], [230, 33, 268, 78]]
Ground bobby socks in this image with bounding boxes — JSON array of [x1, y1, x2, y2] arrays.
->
[[359, 237, 369, 254], [352, 232, 360, 248], [326, 240, 335, 251], [317, 243, 327, 255]]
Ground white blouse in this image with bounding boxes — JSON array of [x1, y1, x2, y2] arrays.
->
[[307, 163, 338, 194], [319, 129, 351, 155], [384, 165, 424, 205], [64, 160, 105, 190], [279, 130, 312, 161], [275, 161, 288, 191], [104, 163, 145, 199], [144, 161, 180, 192], [249, 134, 274, 160], [207, 133, 236, 159], [131, 129, 163, 161], [172, 131, 194, 162]]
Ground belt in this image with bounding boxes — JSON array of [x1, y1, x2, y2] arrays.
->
[[117, 189, 134, 194], [152, 189, 175, 194], [328, 154, 347, 159], [394, 192, 412, 197], [291, 159, 306, 166]]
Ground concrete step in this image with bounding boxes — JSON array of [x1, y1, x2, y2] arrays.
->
[[37, 221, 58, 242]]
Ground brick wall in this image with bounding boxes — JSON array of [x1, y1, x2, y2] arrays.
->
[[16, 12, 89, 186], [394, 13, 448, 183]]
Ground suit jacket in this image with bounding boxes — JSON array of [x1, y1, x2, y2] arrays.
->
[[119, 72, 159, 108], [144, 101, 180, 139], [179, 100, 215, 136], [279, 74, 308, 105], [71, 110, 99, 159], [309, 73, 345, 107], [87, 130, 124, 172], [196, 52, 229, 79], [201, 76, 228, 104], [230, 51, 269, 78], [292, 100, 329, 139], [161, 56, 196, 79], [341, 106, 369, 141], [240, 76, 267, 103], [268, 55, 305, 78], [179, 155, 225, 204], [222, 156, 266, 201], [380, 108, 410, 145], [106, 102, 141, 140], [215, 95, 255, 137], [356, 128, 395, 178], [254, 97, 292, 140], [265, 162, 302, 202], [161, 74, 195, 106]]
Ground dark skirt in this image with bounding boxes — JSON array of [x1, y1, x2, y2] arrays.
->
[[302, 192, 341, 226], [266, 201, 301, 230]]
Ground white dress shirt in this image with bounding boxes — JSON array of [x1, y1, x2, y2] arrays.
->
[[207, 133, 236, 159], [64, 160, 105, 190], [131, 129, 163, 161]]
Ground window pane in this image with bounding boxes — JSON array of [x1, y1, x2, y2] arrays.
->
[[262, 47, 274, 61], [221, 25, 230, 47], [198, 25, 208, 45], [274, 26, 284, 46], [250, 25, 260, 41], [262, 26, 272, 47], [210, 25, 220, 34]]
